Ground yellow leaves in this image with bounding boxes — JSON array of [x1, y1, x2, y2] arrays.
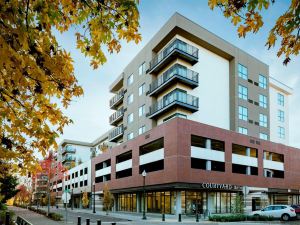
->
[[232, 15, 241, 25]]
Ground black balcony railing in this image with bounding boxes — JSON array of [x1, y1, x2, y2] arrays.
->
[[109, 107, 124, 125], [108, 125, 124, 141], [148, 89, 199, 118], [62, 145, 76, 155], [149, 39, 198, 73], [110, 89, 125, 109], [149, 64, 199, 95]]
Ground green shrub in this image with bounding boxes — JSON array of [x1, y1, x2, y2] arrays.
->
[[48, 212, 63, 221], [0, 210, 15, 225], [209, 214, 274, 222]]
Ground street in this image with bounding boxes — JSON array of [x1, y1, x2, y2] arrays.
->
[[10, 206, 300, 225]]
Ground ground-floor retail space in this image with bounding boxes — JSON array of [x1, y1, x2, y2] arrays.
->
[[114, 186, 300, 215]]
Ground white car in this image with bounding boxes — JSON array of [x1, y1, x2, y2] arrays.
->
[[251, 205, 296, 221]]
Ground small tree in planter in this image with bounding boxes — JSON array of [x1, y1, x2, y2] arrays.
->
[[231, 194, 245, 214], [82, 192, 89, 209], [103, 184, 113, 215]]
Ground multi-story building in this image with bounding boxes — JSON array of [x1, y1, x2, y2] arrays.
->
[[54, 13, 298, 215], [32, 172, 48, 204]]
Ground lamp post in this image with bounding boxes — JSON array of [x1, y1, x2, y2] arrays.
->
[[142, 170, 147, 220], [71, 188, 74, 210], [93, 182, 96, 213]]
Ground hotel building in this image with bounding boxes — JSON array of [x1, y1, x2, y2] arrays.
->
[[53, 13, 299, 215]]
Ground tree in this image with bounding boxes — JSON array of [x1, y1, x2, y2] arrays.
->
[[231, 194, 245, 214], [14, 184, 32, 206], [82, 192, 89, 208], [0, 174, 19, 207], [208, 0, 300, 65], [0, 0, 141, 175], [34, 151, 66, 215], [103, 183, 113, 215]]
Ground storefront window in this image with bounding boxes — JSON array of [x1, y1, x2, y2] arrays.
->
[[117, 193, 136, 212]]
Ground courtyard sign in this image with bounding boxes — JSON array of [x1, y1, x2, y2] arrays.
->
[[200, 183, 242, 191]]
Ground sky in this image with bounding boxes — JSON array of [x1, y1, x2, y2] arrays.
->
[[54, 0, 300, 149]]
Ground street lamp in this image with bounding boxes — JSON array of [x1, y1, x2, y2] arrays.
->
[[142, 170, 147, 220], [93, 182, 96, 213], [71, 188, 73, 210], [56, 189, 58, 209]]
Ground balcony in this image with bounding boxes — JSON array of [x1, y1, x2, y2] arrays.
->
[[109, 107, 124, 126], [62, 145, 76, 155], [148, 64, 199, 96], [108, 125, 124, 142], [110, 89, 125, 109], [62, 154, 76, 163], [147, 89, 199, 119], [148, 39, 198, 74]]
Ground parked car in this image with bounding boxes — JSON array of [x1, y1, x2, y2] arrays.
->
[[251, 205, 296, 221], [291, 205, 300, 214]]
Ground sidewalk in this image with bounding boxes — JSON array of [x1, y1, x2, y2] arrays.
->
[[51, 207, 209, 223], [9, 206, 64, 225]]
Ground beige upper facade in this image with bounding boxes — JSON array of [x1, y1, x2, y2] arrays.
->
[[108, 12, 286, 144]]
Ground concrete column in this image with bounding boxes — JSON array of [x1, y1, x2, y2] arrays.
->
[[246, 166, 251, 175], [207, 192, 215, 214], [206, 160, 211, 171], [206, 139, 211, 149], [136, 193, 141, 213], [175, 191, 182, 215], [246, 148, 250, 156]]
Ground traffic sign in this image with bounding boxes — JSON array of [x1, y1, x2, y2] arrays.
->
[[62, 192, 71, 203]]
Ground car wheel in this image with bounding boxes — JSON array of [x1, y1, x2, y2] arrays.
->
[[281, 213, 290, 221]]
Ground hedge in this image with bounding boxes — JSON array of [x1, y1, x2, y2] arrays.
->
[[209, 214, 274, 222], [27, 206, 63, 221]]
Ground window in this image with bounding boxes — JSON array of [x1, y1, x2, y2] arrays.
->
[[238, 106, 248, 121], [75, 171, 78, 177], [259, 94, 267, 108], [278, 126, 285, 139], [238, 85, 248, 100], [127, 132, 134, 140], [127, 113, 133, 124], [238, 64, 248, 80], [127, 74, 133, 86], [139, 62, 146, 75], [80, 169, 83, 176], [278, 110, 284, 122], [84, 180, 88, 186], [238, 127, 248, 135], [259, 114, 268, 127], [259, 133, 268, 140], [278, 93, 284, 106], [139, 125, 146, 135], [259, 75, 267, 89], [139, 105, 145, 117], [84, 168, 88, 175], [127, 93, 133, 105], [139, 83, 145, 96]]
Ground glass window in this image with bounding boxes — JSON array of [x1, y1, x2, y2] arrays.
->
[[259, 74, 267, 89], [238, 64, 248, 80], [259, 94, 267, 108], [238, 127, 248, 135], [127, 132, 134, 140], [127, 113, 133, 124], [139, 105, 145, 117], [127, 93, 133, 105], [278, 126, 285, 139], [139, 83, 145, 96], [127, 74, 133, 86], [259, 114, 268, 127], [278, 93, 284, 106], [278, 110, 284, 122], [238, 106, 248, 121], [238, 85, 248, 100], [139, 62, 146, 75], [139, 125, 146, 135], [259, 133, 268, 140]]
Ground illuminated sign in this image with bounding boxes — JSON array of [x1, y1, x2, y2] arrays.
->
[[200, 183, 242, 190]]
